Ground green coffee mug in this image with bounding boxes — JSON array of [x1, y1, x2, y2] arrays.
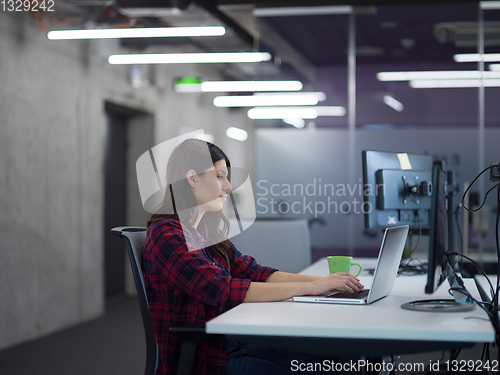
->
[[327, 256, 362, 277]]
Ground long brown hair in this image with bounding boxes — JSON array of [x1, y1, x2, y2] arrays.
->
[[146, 138, 232, 269]]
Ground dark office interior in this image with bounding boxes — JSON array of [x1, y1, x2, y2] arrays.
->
[[1, 0, 499, 374]]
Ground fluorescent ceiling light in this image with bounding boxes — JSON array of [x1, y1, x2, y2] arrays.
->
[[226, 127, 248, 141], [253, 92, 326, 100], [116, 8, 182, 17], [247, 106, 345, 120], [200, 81, 303, 92], [314, 106, 346, 116], [490, 64, 500, 71], [213, 92, 325, 107], [410, 79, 500, 88], [377, 70, 500, 81], [174, 80, 304, 93], [480, 1, 500, 9], [383, 95, 404, 112], [214, 95, 317, 107], [108, 52, 272, 64], [253, 5, 352, 17], [454, 53, 500, 62], [47, 26, 225, 40], [248, 107, 318, 120], [283, 118, 305, 129]]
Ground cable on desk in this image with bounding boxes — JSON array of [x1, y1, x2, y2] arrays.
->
[[447, 285, 500, 361], [448, 287, 493, 309], [461, 166, 499, 212], [447, 252, 495, 300], [397, 258, 427, 276], [459, 165, 500, 364], [398, 211, 427, 276], [495, 181, 500, 314], [446, 251, 499, 362], [454, 204, 465, 274]]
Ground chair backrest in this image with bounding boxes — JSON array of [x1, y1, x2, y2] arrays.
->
[[111, 226, 159, 375]]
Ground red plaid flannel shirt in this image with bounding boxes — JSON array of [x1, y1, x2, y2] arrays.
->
[[143, 219, 277, 375]]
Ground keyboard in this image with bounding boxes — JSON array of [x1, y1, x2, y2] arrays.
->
[[328, 289, 370, 299]]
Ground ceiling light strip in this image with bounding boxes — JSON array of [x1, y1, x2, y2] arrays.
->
[[253, 5, 352, 17], [383, 96, 404, 112], [215, 96, 317, 107], [213, 92, 326, 107], [377, 70, 500, 81], [248, 107, 318, 120], [283, 118, 306, 129], [226, 127, 248, 141], [108, 52, 272, 64], [200, 81, 303, 92], [454, 53, 500, 62], [314, 106, 347, 116], [409, 79, 500, 88], [480, 1, 500, 9], [247, 106, 345, 120], [47, 26, 226, 40]]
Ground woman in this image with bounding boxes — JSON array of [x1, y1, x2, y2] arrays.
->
[[143, 138, 363, 375]]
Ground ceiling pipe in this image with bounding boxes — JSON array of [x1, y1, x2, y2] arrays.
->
[[115, 0, 315, 82], [201, 1, 318, 83], [199, 0, 255, 47]]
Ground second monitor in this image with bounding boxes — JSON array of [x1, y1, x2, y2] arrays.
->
[[362, 150, 434, 229]]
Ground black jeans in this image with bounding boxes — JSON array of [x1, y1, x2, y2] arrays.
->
[[225, 340, 359, 375]]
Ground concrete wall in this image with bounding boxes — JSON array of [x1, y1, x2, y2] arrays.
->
[[0, 11, 107, 350], [0, 12, 253, 350]]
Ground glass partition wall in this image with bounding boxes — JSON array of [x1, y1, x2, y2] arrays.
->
[[253, 8, 354, 258], [480, 3, 500, 268], [252, 2, 499, 262]]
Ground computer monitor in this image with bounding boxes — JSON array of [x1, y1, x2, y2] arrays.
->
[[401, 162, 475, 312], [425, 162, 449, 294], [362, 150, 433, 229]]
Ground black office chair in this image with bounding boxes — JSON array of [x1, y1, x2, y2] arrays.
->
[[111, 226, 212, 375]]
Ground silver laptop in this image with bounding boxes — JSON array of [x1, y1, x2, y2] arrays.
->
[[293, 225, 409, 305]]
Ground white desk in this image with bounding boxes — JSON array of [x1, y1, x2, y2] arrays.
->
[[206, 258, 495, 357]]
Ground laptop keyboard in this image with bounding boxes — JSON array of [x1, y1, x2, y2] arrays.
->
[[328, 289, 370, 299]]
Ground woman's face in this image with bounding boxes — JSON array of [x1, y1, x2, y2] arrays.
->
[[192, 159, 232, 214]]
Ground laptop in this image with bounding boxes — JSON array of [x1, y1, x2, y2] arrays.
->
[[293, 225, 409, 305]]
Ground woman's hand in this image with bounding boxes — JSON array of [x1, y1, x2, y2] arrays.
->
[[243, 272, 365, 302], [306, 273, 364, 296]]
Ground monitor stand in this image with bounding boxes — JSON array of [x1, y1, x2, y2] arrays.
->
[[401, 265, 476, 312]]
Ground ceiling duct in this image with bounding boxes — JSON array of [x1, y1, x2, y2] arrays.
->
[[64, 0, 114, 4], [116, 0, 192, 10], [434, 21, 500, 47]]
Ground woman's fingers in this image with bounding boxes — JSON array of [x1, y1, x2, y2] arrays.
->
[[330, 273, 364, 292], [346, 280, 364, 292], [310, 273, 365, 295]]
